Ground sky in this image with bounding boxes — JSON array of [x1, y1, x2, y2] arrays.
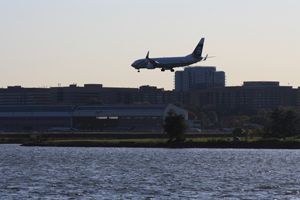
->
[[0, 0, 299, 90]]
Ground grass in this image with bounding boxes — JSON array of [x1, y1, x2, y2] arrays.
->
[[49, 138, 169, 143], [21, 136, 300, 149], [43, 136, 273, 144], [3, 131, 300, 147]]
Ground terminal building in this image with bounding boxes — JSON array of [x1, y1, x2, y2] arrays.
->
[[0, 104, 187, 132]]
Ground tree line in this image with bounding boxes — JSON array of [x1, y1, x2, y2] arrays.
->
[[171, 102, 300, 139], [163, 106, 300, 142]]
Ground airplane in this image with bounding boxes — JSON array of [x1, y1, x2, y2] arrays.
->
[[131, 38, 210, 72]]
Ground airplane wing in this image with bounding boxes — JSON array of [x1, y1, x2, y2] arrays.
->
[[145, 51, 162, 68]]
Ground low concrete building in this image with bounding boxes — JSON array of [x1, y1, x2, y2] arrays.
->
[[72, 104, 187, 132], [0, 105, 74, 131], [0, 104, 187, 132]]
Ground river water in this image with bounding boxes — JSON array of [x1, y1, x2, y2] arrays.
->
[[1, 144, 300, 199]]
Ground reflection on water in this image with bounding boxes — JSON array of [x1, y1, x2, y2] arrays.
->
[[1, 144, 300, 199]]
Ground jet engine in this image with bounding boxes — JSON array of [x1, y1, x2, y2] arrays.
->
[[146, 64, 155, 69]]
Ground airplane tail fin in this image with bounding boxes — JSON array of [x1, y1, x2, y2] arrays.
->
[[192, 38, 205, 58]]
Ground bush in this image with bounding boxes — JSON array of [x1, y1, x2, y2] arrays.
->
[[232, 127, 246, 137]]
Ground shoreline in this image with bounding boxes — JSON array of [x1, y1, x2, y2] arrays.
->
[[21, 140, 300, 149]]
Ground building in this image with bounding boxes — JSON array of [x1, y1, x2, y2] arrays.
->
[[175, 66, 225, 91], [0, 81, 299, 112], [50, 84, 192, 105], [298, 87, 300, 108], [0, 105, 73, 131], [0, 86, 50, 105], [191, 81, 298, 111], [0, 84, 192, 106], [0, 104, 187, 132], [50, 84, 139, 105], [72, 104, 187, 132]]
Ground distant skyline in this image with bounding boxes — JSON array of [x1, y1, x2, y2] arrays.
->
[[1, 0, 299, 90]]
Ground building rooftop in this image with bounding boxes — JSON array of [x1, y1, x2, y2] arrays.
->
[[76, 105, 169, 112], [0, 105, 75, 112], [243, 81, 280, 87]]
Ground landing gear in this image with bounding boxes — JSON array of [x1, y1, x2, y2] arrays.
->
[[138, 69, 140, 72], [161, 68, 165, 72], [170, 69, 174, 72]]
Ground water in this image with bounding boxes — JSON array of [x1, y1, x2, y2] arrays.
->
[[1, 144, 300, 199]]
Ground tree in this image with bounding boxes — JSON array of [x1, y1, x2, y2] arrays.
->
[[248, 115, 269, 126], [186, 103, 200, 115], [188, 111, 196, 120], [232, 127, 244, 137], [200, 104, 217, 114], [197, 112, 206, 121], [219, 115, 249, 128], [205, 118, 211, 126], [258, 109, 267, 117], [163, 109, 189, 142], [207, 111, 218, 124], [268, 108, 300, 138], [268, 108, 284, 138], [283, 109, 299, 137], [253, 128, 264, 137], [278, 105, 297, 113], [197, 112, 206, 127], [172, 102, 184, 109]]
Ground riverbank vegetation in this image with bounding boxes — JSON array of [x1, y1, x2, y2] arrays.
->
[[20, 135, 300, 149], [2, 131, 300, 149], [173, 103, 300, 131], [1, 105, 300, 149]]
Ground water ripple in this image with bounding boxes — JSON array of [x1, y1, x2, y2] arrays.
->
[[1, 145, 300, 199]]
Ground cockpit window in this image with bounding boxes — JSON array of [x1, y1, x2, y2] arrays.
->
[[134, 60, 142, 65]]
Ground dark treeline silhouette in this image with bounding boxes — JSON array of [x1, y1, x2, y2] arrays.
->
[[172, 102, 300, 138]]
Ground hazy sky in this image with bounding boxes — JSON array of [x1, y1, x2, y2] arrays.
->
[[1, 0, 299, 90]]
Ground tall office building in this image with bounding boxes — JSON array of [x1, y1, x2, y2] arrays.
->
[[174, 66, 225, 91]]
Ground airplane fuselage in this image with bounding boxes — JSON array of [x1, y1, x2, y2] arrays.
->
[[131, 38, 206, 72], [132, 54, 202, 70]]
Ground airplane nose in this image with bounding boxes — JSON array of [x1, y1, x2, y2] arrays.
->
[[131, 63, 137, 68]]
